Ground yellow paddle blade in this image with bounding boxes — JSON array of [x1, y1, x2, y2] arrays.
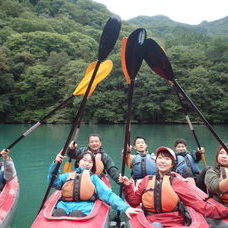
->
[[63, 161, 72, 173], [73, 60, 113, 96], [121, 37, 131, 84]]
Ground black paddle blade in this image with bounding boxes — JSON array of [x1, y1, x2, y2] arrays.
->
[[126, 28, 146, 80], [98, 15, 121, 61], [144, 38, 174, 81]]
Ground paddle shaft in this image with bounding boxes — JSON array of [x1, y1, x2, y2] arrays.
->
[[5, 95, 74, 151], [120, 80, 135, 191], [38, 62, 101, 213], [173, 85, 207, 166], [115, 80, 135, 227], [173, 79, 228, 153]]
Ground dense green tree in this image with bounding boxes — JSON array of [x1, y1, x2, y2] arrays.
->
[[0, 0, 227, 124]]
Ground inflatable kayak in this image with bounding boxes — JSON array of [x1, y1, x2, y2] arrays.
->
[[32, 176, 111, 228], [0, 176, 19, 228], [126, 182, 228, 228], [126, 206, 209, 228]]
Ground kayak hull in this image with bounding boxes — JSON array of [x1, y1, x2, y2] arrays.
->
[[126, 206, 209, 228], [0, 176, 19, 228], [32, 176, 111, 228]]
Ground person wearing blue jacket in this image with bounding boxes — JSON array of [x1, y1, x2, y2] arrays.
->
[[128, 136, 156, 180], [174, 138, 205, 184], [48, 150, 141, 218]]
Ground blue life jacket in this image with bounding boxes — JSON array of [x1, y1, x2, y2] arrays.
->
[[131, 153, 156, 180], [176, 153, 200, 178]]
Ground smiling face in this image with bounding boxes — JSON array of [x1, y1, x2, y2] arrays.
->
[[156, 152, 174, 175], [217, 148, 228, 167], [78, 153, 94, 170], [133, 138, 147, 153], [88, 136, 102, 152], [175, 143, 187, 154]]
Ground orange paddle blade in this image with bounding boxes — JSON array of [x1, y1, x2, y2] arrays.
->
[[63, 161, 72, 173], [73, 60, 113, 96], [201, 154, 207, 167], [121, 37, 131, 84], [125, 153, 132, 168]]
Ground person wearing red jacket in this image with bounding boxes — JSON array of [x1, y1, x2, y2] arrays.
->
[[119, 146, 228, 227]]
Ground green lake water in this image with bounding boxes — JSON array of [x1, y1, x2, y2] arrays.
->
[[0, 124, 227, 227]]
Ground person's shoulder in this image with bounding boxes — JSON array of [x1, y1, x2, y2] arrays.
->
[[102, 151, 113, 159], [170, 172, 186, 182], [139, 175, 150, 186], [185, 150, 194, 155], [186, 150, 197, 156], [206, 165, 218, 174], [149, 152, 156, 158], [80, 146, 88, 151], [143, 174, 153, 182], [99, 147, 105, 153]]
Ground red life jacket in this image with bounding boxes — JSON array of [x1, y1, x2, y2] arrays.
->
[[61, 170, 97, 202], [219, 167, 228, 203], [142, 175, 179, 213]]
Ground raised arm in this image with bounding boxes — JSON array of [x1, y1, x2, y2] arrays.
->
[[47, 152, 68, 189], [120, 175, 147, 207], [67, 141, 85, 159]]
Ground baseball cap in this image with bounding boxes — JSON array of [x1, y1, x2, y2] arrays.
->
[[156, 146, 176, 161]]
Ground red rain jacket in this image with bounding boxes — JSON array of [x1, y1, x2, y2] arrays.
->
[[123, 172, 228, 227]]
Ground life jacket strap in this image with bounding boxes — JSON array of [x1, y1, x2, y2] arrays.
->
[[73, 173, 81, 201], [154, 178, 162, 213]]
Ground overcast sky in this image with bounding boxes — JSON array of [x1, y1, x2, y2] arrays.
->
[[94, 0, 228, 25]]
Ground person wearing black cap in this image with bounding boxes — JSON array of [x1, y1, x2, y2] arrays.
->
[[119, 146, 228, 227]]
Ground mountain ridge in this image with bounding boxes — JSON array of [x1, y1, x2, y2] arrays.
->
[[128, 15, 228, 36]]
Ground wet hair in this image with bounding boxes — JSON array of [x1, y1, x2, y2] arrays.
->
[[88, 134, 102, 142], [215, 143, 228, 166], [133, 136, 146, 146], [156, 150, 176, 166], [75, 151, 96, 173], [174, 138, 187, 147]]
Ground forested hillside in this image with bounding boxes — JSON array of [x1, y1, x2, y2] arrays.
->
[[0, 0, 227, 124]]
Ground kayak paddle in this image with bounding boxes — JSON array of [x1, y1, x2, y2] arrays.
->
[[115, 28, 146, 228], [38, 15, 121, 213], [144, 38, 228, 153]]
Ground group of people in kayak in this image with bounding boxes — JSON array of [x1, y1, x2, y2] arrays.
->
[[46, 133, 228, 227], [124, 137, 204, 188], [1, 135, 228, 227]]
